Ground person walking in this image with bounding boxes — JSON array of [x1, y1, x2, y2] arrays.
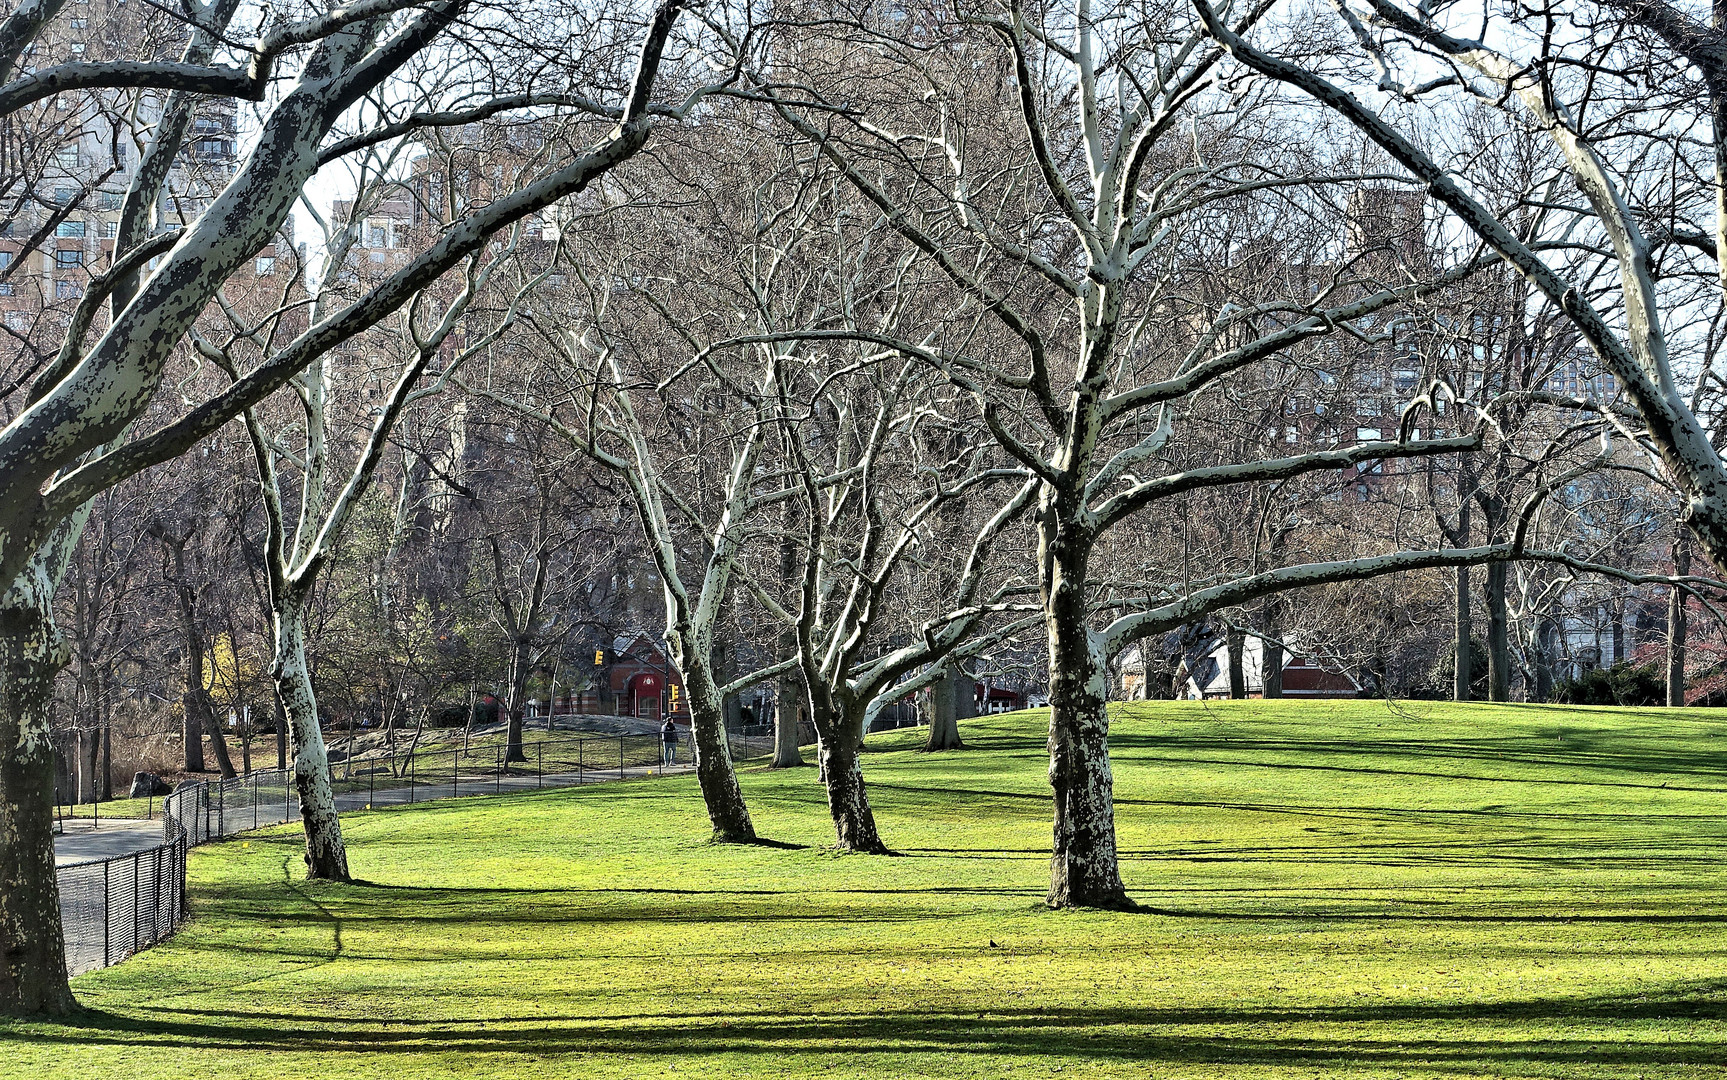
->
[[661, 716, 678, 766]]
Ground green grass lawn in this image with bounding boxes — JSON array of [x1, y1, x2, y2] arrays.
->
[[57, 794, 159, 820], [11, 699, 1727, 1078]]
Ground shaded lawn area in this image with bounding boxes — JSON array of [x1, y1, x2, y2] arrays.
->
[[10, 699, 1727, 1078]]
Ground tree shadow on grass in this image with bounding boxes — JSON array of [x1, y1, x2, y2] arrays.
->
[[14, 994, 1727, 1068]]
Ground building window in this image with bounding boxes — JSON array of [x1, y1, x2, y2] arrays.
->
[[1356, 397, 1381, 416], [55, 249, 83, 268], [69, 17, 86, 28], [1356, 427, 1382, 442], [68, 42, 84, 54], [52, 186, 76, 206], [56, 146, 78, 169], [1285, 426, 1298, 445], [0, 251, 14, 271], [1393, 369, 1418, 391], [4, 311, 27, 331], [100, 219, 116, 238], [366, 222, 390, 247], [55, 278, 82, 299], [97, 191, 122, 210], [56, 220, 84, 238], [255, 256, 275, 276]]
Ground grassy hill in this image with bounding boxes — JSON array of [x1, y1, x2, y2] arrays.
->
[[10, 699, 1727, 1078]]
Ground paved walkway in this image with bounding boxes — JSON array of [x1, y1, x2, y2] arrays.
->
[[53, 819, 163, 867]]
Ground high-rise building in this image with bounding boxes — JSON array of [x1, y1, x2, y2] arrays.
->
[[0, 0, 290, 340]]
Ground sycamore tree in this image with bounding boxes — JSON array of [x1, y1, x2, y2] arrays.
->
[[0, 0, 702, 1018]]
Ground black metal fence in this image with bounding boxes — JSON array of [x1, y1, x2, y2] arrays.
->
[[57, 726, 773, 976], [56, 830, 187, 977]]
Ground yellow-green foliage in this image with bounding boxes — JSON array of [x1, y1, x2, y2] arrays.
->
[[201, 631, 265, 709], [12, 699, 1727, 1078]]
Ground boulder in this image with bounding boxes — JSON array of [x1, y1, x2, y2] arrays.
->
[[128, 772, 171, 798], [172, 778, 202, 794]]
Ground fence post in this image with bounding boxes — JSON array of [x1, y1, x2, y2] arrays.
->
[[409, 752, 416, 805], [578, 738, 583, 783], [253, 773, 260, 831], [453, 748, 459, 799], [538, 742, 543, 789], [132, 850, 141, 957], [217, 781, 225, 838], [285, 769, 292, 825], [370, 762, 375, 807], [495, 746, 501, 795], [102, 858, 110, 968]]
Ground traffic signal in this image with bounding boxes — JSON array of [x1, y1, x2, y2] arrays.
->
[[670, 685, 680, 702], [594, 648, 604, 667]]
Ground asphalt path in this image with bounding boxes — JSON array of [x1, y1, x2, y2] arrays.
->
[[53, 819, 165, 867]]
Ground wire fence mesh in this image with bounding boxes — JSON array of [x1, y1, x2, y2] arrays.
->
[[57, 724, 774, 976], [57, 833, 186, 977]]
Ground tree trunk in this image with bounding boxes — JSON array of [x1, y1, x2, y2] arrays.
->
[[1043, 529, 1131, 911], [182, 682, 206, 772], [0, 598, 76, 1017], [271, 601, 349, 881], [817, 719, 886, 854], [504, 635, 530, 763], [79, 723, 99, 804], [1262, 630, 1284, 700], [1611, 599, 1626, 667], [772, 675, 804, 768], [95, 672, 111, 802], [924, 664, 967, 751], [1669, 530, 1690, 707], [98, 718, 111, 802], [1454, 563, 1472, 702], [205, 706, 237, 780], [1533, 618, 1561, 705], [682, 661, 755, 843], [1226, 625, 1247, 699], [1485, 561, 1511, 702], [771, 520, 805, 768]]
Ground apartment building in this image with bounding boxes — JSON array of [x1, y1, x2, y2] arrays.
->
[[0, 0, 291, 345]]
